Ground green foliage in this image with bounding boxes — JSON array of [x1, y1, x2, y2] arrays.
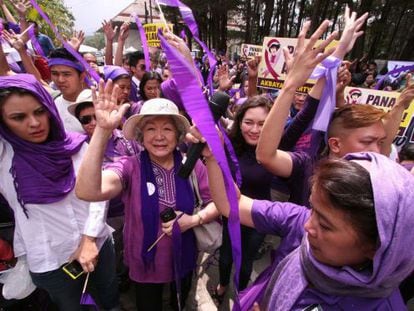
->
[[28, 0, 74, 46], [84, 33, 105, 50]]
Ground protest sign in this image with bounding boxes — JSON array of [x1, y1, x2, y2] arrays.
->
[[344, 86, 414, 146], [257, 37, 338, 90], [387, 61, 414, 81], [143, 23, 173, 47], [240, 44, 262, 59]]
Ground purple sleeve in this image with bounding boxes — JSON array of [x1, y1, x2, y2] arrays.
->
[[104, 155, 135, 190], [279, 96, 320, 151], [251, 199, 309, 237], [7, 22, 21, 34], [287, 151, 314, 206], [161, 79, 184, 111], [194, 160, 212, 205]]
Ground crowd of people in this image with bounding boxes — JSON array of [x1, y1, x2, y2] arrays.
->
[[0, 1, 414, 311]]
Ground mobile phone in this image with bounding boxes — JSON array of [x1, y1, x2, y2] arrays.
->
[[62, 260, 84, 280], [159, 207, 176, 223]]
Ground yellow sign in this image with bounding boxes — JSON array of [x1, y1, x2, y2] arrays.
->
[[344, 86, 414, 146], [144, 23, 174, 48]]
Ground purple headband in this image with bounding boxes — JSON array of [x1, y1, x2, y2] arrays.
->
[[48, 57, 84, 72], [103, 65, 129, 81]]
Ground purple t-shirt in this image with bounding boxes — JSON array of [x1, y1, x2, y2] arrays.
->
[[106, 157, 211, 283], [251, 200, 406, 310]]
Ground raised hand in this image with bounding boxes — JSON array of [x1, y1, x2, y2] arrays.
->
[[396, 74, 414, 110], [247, 56, 260, 79], [283, 20, 338, 90], [217, 64, 235, 91], [102, 19, 118, 42], [164, 31, 192, 62], [92, 79, 130, 131], [335, 6, 368, 58], [336, 61, 352, 92], [10, 0, 31, 17], [67, 30, 85, 51], [2, 26, 32, 51], [118, 21, 130, 42]]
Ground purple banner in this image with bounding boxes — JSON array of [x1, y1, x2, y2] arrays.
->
[[159, 31, 241, 309], [131, 13, 151, 72]]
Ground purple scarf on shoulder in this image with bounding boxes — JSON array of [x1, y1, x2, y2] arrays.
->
[[0, 74, 86, 214], [242, 152, 414, 310], [140, 149, 196, 275]]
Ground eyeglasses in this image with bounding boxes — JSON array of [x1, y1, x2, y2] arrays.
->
[[78, 114, 96, 125]]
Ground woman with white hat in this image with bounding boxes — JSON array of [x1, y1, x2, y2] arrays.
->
[[75, 80, 219, 310]]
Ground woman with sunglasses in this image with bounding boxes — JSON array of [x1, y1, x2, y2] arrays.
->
[[0, 74, 119, 310]]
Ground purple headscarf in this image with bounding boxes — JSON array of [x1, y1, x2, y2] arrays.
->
[[103, 65, 129, 82], [257, 152, 414, 310], [0, 74, 87, 215]]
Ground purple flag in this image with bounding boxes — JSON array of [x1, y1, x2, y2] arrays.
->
[[375, 65, 414, 90], [159, 30, 242, 310], [131, 13, 151, 72], [157, 0, 217, 95]]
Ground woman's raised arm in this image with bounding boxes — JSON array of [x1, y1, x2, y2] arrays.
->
[[75, 80, 130, 201]]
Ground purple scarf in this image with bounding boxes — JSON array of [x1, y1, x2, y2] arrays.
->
[[244, 152, 414, 310], [0, 74, 86, 214], [140, 149, 196, 273], [103, 65, 129, 81]]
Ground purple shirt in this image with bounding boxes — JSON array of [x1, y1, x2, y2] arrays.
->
[[251, 200, 406, 310], [106, 157, 211, 283]]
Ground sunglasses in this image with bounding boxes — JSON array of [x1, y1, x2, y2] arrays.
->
[[78, 114, 96, 125]]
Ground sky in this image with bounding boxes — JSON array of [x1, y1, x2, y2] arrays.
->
[[63, 0, 133, 35]]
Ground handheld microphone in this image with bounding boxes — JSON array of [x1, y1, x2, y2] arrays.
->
[[178, 91, 230, 178]]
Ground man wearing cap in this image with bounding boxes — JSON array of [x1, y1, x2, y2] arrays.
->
[[49, 47, 86, 133]]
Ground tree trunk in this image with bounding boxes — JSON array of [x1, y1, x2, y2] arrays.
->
[[350, 0, 374, 59], [296, 0, 306, 36], [244, 0, 252, 43]]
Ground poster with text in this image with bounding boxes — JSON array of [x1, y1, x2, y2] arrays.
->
[[241, 44, 263, 60], [257, 37, 338, 90], [344, 86, 414, 147]]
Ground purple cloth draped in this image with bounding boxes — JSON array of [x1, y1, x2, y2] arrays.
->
[[218, 122, 242, 187], [103, 65, 129, 81], [308, 56, 341, 132], [140, 150, 196, 271], [157, 0, 217, 95], [0, 74, 86, 214], [375, 65, 414, 90], [256, 152, 414, 310], [29, 0, 100, 84], [131, 13, 151, 72], [28, 25, 45, 57], [159, 31, 242, 308]]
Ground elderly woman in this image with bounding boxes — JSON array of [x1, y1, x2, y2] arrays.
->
[[0, 74, 118, 311], [75, 81, 219, 310]]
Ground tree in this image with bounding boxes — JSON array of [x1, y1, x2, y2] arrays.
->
[[25, 0, 74, 46]]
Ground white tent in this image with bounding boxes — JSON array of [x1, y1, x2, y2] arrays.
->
[[79, 44, 98, 53]]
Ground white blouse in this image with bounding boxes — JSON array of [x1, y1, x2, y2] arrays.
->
[[0, 139, 110, 273]]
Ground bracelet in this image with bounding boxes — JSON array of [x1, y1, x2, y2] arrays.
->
[[196, 212, 204, 225]]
